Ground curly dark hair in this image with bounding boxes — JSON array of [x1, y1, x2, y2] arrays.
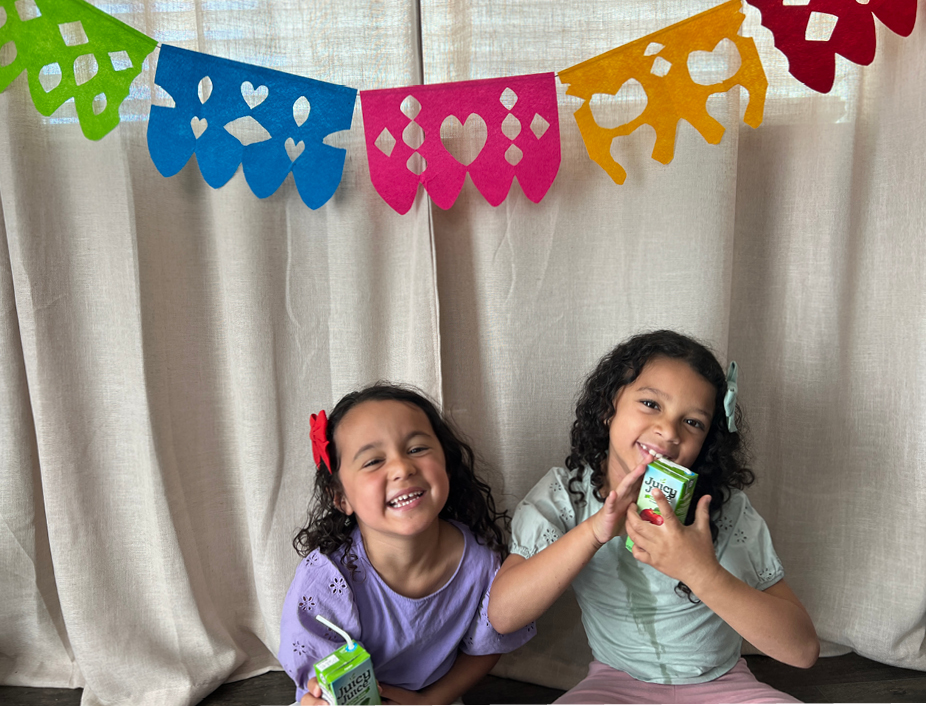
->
[[293, 383, 510, 578], [565, 330, 754, 600]]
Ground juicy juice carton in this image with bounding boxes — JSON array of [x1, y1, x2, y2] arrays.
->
[[312, 619, 381, 705], [625, 457, 698, 551]]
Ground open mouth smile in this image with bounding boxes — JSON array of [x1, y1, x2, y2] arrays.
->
[[638, 442, 669, 460], [387, 491, 424, 508]]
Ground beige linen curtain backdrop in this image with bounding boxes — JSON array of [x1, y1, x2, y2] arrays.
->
[[1, 1, 923, 704]]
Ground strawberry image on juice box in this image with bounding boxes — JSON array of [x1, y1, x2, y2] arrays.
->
[[625, 457, 698, 551]]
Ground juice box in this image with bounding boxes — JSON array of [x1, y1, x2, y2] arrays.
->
[[314, 642, 381, 705], [625, 458, 698, 551]]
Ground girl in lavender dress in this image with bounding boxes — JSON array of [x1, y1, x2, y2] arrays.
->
[[279, 383, 534, 705]]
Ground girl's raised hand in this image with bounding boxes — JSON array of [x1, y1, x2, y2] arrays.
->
[[626, 490, 720, 586], [589, 459, 647, 547]]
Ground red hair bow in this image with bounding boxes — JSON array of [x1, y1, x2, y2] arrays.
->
[[310, 411, 331, 473]]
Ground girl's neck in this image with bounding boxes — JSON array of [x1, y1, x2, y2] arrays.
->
[[358, 519, 464, 599]]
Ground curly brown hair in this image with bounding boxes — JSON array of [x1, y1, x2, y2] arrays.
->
[[293, 383, 510, 578], [565, 330, 754, 600]]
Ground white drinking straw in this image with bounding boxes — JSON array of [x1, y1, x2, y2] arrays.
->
[[315, 614, 355, 651]]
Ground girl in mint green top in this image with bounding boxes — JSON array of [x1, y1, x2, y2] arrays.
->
[[488, 330, 819, 702]]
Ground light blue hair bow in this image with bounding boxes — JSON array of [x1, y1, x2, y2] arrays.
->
[[724, 361, 738, 432]]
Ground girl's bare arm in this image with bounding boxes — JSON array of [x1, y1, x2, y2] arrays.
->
[[695, 574, 819, 668], [488, 519, 600, 634], [626, 490, 819, 668], [379, 653, 500, 705], [488, 462, 647, 634]]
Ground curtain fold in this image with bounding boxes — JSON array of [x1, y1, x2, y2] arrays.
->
[[729, 10, 926, 668], [0, 1, 923, 705], [0, 168, 80, 690]]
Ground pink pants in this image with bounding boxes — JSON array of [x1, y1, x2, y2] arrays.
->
[[554, 658, 801, 704]]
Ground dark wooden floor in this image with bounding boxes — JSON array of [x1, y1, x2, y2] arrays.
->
[[2, 652, 925, 704]]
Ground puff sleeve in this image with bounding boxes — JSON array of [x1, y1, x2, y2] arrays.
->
[[509, 467, 580, 560], [717, 491, 785, 591], [460, 560, 536, 655], [278, 551, 363, 702]]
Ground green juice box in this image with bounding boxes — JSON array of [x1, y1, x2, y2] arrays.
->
[[313, 617, 381, 705], [625, 457, 698, 551]]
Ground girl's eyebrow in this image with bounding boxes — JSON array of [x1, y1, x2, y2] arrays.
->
[[638, 385, 669, 400], [638, 386, 711, 419], [401, 430, 434, 446], [352, 430, 433, 461]]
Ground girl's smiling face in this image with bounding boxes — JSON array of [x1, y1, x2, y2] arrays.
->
[[333, 399, 449, 542], [606, 356, 716, 489]]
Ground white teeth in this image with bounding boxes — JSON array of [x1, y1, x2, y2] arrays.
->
[[389, 491, 423, 508], [641, 443, 664, 459]]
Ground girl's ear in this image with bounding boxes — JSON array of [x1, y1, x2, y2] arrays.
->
[[334, 491, 354, 516]]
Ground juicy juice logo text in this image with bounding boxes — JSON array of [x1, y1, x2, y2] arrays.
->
[[338, 667, 373, 703], [643, 477, 677, 501]]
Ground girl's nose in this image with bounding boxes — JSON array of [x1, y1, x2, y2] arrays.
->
[[654, 418, 680, 443], [391, 457, 417, 480]]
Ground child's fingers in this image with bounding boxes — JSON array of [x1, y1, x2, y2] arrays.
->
[[615, 459, 648, 497], [650, 488, 679, 528], [306, 677, 322, 697], [632, 450, 653, 474], [631, 542, 653, 565], [626, 511, 653, 560], [626, 503, 652, 532], [694, 494, 712, 531], [604, 489, 619, 512], [590, 490, 622, 546], [626, 504, 655, 544], [600, 490, 620, 525], [300, 677, 329, 705]]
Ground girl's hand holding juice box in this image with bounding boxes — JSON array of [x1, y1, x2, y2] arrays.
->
[[626, 458, 697, 551]]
